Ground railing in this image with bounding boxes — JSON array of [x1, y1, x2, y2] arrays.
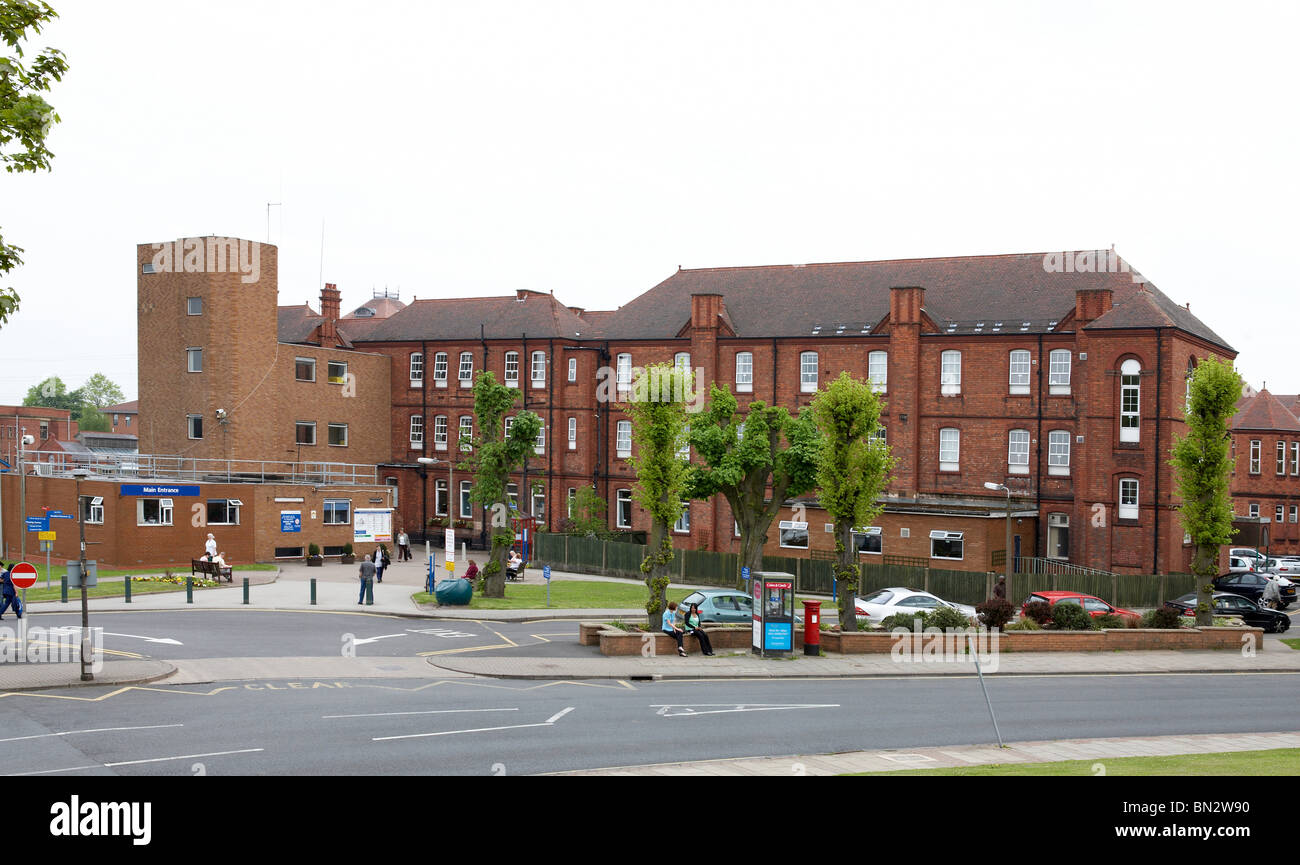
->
[[1014, 556, 1119, 579], [19, 450, 381, 486]]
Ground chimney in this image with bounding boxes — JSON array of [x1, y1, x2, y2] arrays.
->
[[1073, 287, 1114, 325], [568, 306, 585, 317], [889, 286, 926, 325], [320, 283, 341, 342], [690, 293, 723, 330]]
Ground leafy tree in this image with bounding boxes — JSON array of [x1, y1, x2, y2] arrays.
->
[[1, 0, 68, 329], [810, 372, 895, 630], [686, 384, 821, 587], [77, 403, 109, 432], [625, 363, 692, 627], [23, 374, 83, 415], [79, 372, 125, 408], [465, 371, 542, 598], [562, 485, 609, 538], [1169, 355, 1242, 626]]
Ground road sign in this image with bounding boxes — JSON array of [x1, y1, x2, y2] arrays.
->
[[543, 565, 552, 581], [9, 562, 38, 589], [444, 528, 454, 561], [47, 510, 75, 520], [25, 517, 48, 532], [38, 531, 55, 541]]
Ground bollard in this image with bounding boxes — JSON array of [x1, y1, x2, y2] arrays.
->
[[124, 576, 132, 604], [243, 577, 250, 605], [310, 577, 317, 605], [186, 576, 193, 603], [61, 575, 68, 604], [365, 578, 374, 606]]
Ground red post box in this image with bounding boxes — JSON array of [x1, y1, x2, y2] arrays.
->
[[803, 600, 821, 655]]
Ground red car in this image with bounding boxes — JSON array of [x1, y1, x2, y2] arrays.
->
[[1021, 591, 1140, 622]]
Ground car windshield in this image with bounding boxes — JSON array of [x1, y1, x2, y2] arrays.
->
[[682, 592, 705, 607], [861, 590, 893, 604]]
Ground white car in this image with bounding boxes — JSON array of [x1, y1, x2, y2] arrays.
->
[[854, 587, 977, 624]]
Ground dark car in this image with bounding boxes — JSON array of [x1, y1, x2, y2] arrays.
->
[[1163, 592, 1291, 633], [1211, 572, 1295, 609]]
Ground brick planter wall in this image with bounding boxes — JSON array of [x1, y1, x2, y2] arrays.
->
[[596, 625, 805, 656], [824, 627, 1264, 654]]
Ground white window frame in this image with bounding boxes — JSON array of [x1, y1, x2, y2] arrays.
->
[[459, 352, 474, 386], [434, 479, 448, 516], [187, 347, 202, 373], [534, 422, 545, 455], [1008, 429, 1030, 474], [929, 530, 964, 560], [532, 488, 546, 517], [673, 502, 690, 534], [433, 415, 448, 451], [531, 350, 546, 388], [504, 416, 515, 439], [1278, 441, 1286, 475], [1249, 440, 1261, 474], [504, 351, 520, 387], [779, 520, 809, 549], [1290, 505, 1298, 524], [1119, 478, 1139, 520], [736, 352, 753, 393], [1248, 503, 1259, 519], [567, 488, 576, 519], [186, 296, 202, 315], [1120, 359, 1140, 442], [568, 357, 577, 383], [616, 420, 632, 458], [677, 425, 691, 461], [82, 495, 104, 525], [1048, 430, 1071, 476], [296, 421, 317, 446], [616, 354, 632, 392], [674, 352, 691, 374], [460, 480, 474, 518], [616, 489, 632, 529], [800, 351, 818, 393], [328, 422, 349, 447], [187, 414, 203, 440], [327, 360, 348, 385], [206, 498, 242, 526], [1293, 441, 1300, 475], [409, 415, 424, 447], [1009, 349, 1030, 395], [1049, 349, 1071, 395], [459, 416, 473, 452], [295, 357, 316, 382], [568, 417, 577, 451], [323, 498, 351, 526], [137, 497, 174, 527], [1276, 505, 1285, 524], [941, 350, 962, 396], [409, 352, 424, 386], [868, 350, 887, 393], [939, 427, 960, 472], [852, 525, 882, 556], [433, 352, 448, 387]]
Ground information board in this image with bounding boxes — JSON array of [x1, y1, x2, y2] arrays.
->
[[353, 508, 393, 543]]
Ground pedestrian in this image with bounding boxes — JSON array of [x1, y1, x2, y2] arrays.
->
[[0, 563, 21, 620], [1262, 574, 1281, 609], [375, 545, 389, 583], [683, 602, 714, 656], [661, 601, 686, 657], [358, 554, 375, 604], [205, 532, 217, 559], [397, 528, 411, 561], [993, 576, 1007, 601]]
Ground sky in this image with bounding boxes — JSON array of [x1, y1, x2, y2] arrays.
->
[[3, 0, 1298, 405]]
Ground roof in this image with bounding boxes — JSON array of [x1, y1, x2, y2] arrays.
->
[[1083, 284, 1230, 348], [1232, 389, 1300, 433], [103, 400, 138, 414], [344, 296, 406, 319], [352, 291, 590, 342], [276, 304, 355, 349]]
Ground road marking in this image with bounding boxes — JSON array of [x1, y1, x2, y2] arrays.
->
[[480, 623, 518, 648], [324, 708, 519, 719], [652, 703, 839, 717], [405, 628, 478, 639], [352, 633, 409, 646], [0, 724, 183, 743], [47, 627, 183, 646], [617, 680, 637, 690], [418, 643, 515, 656], [373, 706, 575, 741], [7, 748, 264, 776], [0, 637, 144, 660]]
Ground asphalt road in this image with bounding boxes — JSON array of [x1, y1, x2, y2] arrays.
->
[[3, 674, 1298, 775]]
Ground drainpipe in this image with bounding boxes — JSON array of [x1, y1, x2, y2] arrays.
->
[[479, 323, 489, 550], [421, 339, 429, 543], [547, 337, 555, 531], [521, 331, 529, 517], [1154, 327, 1164, 574], [1036, 333, 1044, 562]]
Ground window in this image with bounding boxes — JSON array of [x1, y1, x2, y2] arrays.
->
[[1047, 513, 1069, 560], [568, 357, 577, 382], [1293, 441, 1300, 475], [616, 354, 632, 392], [504, 351, 520, 386], [433, 352, 448, 385], [409, 415, 424, 447], [1278, 441, 1287, 475], [1008, 429, 1030, 474], [616, 420, 632, 458], [1248, 503, 1259, 518], [296, 421, 316, 445], [1049, 349, 1071, 394], [187, 297, 202, 315], [567, 488, 576, 518], [39, 421, 47, 440], [674, 502, 690, 533], [532, 350, 546, 387], [1009, 350, 1030, 394], [532, 488, 546, 517], [1249, 440, 1261, 474], [187, 414, 203, 440], [568, 417, 577, 450], [676, 425, 691, 461], [409, 353, 424, 385], [939, 427, 960, 471], [534, 422, 545, 455], [736, 352, 753, 392], [327, 361, 347, 384], [80, 495, 104, 525], [852, 526, 882, 555], [929, 530, 964, 560], [206, 499, 242, 525], [616, 489, 632, 528], [137, 498, 174, 526], [275, 547, 305, 559], [433, 416, 448, 451], [459, 352, 474, 385], [1119, 479, 1138, 520], [435, 480, 448, 516], [872, 426, 887, 447], [1290, 505, 1298, 524], [459, 416, 473, 452], [1277, 505, 1285, 524], [504, 416, 514, 439], [1048, 430, 1071, 475], [323, 499, 351, 525], [1120, 359, 1140, 442], [779, 520, 809, 549], [941, 350, 962, 395], [460, 481, 473, 518], [868, 351, 887, 392], [187, 347, 202, 373], [506, 483, 519, 509], [800, 351, 818, 393], [296, 358, 316, 382], [328, 423, 348, 447], [674, 352, 691, 374]]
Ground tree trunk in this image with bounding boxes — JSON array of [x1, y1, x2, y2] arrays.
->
[[836, 522, 857, 631], [1193, 542, 1217, 627], [644, 519, 672, 629], [480, 526, 512, 598]]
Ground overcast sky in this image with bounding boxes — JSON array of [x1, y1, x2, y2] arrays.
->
[[3, 0, 1298, 406]]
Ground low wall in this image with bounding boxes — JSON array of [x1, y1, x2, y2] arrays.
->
[[821, 626, 1264, 654], [593, 624, 807, 656]]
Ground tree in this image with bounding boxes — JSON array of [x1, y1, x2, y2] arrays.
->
[[625, 363, 693, 627], [79, 372, 125, 408], [1169, 355, 1242, 626], [811, 372, 895, 630], [23, 374, 80, 413], [465, 371, 542, 598], [686, 384, 821, 587], [561, 486, 609, 538], [1, 0, 68, 329], [77, 403, 109, 432]]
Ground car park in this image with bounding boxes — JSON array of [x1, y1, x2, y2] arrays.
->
[[1163, 592, 1291, 633], [1020, 590, 1140, 622], [854, 588, 977, 624], [1211, 572, 1295, 609]]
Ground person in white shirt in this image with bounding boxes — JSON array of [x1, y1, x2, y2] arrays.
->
[[205, 533, 217, 559]]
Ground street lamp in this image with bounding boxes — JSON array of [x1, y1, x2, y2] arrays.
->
[[984, 481, 1014, 601], [72, 467, 93, 681]]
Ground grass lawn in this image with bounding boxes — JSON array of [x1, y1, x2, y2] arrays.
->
[[851, 748, 1300, 776], [1281, 638, 1300, 650], [412, 579, 702, 610], [16, 564, 275, 603]]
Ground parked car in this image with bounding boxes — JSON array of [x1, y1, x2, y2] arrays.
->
[[854, 588, 977, 624], [1230, 547, 1266, 563], [1272, 559, 1300, 577], [676, 589, 804, 625], [1228, 555, 1259, 573], [1163, 592, 1291, 633], [1211, 572, 1295, 609], [1020, 590, 1140, 622]]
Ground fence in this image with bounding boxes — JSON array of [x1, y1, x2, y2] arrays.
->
[[531, 533, 1197, 608]]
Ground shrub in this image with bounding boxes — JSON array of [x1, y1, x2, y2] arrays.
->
[[1023, 600, 1053, 625], [1094, 613, 1125, 630], [928, 606, 974, 631], [1048, 602, 1095, 631], [1005, 616, 1042, 631], [881, 610, 929, 631], [342, 542, 354, 556], [976, 598, 1015, 630], [1141, 607, 1185, 630], [307, 543, 321, 557]]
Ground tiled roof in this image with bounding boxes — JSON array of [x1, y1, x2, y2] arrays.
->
[[344, 297, 406, 319], [277, 304, 355, 349], [351, 292, 589, 343], [1233, 389, 1300, 432], [1083, 285, 1230, 349], [103, 400, 138, 414]]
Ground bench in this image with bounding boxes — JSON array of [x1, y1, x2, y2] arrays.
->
[[191, 559, 234, 583]]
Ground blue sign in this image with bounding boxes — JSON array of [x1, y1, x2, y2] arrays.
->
[[47, 510, 75, 520], [741, 566, 751, 582], [543, 565, 551, 581], [120, 484, 201, 497], [764, 622, 793, 651], [25, 517, 48, 532], [280, 512, 302, 533]]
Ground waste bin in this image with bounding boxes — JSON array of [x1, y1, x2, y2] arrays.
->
[[434, 578, 473, 606]]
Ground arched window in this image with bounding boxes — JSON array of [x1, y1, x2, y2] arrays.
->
[[409, 352, 423, 385], [1008, 429, 1030, 474], [1120, 359, 1141, 442], [504, 351, 520, 386], [1009, 350, 1030, 394]]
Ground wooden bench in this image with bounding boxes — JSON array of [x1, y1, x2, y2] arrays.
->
[[191, 559, 233, 583]]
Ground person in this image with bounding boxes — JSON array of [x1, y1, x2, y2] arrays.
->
[[212, 551, 229, 569], [0, 563, 21, 620], [683, 602, 714, 656], [205, 533, 217, 559], [506, 548, 522, 581], [661, 601, 686, 657], [464, 559, 479, 582], [1262, 574, 1281, 609], [397, 529, 411, 561], [993, 576, 1007, 600], [358, 554, 376, 604], [375, 545, 389, 583]]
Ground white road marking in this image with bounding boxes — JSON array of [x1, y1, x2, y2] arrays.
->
[[49, 627, 183, 646], [324, 708, 519, 719], [652, 703, 839, 717], [0, 724, 183, 744], [7, 748, 264, 776], [352, 634, 409, 645], [373, 706, 575, 742], [405, 628, 477, 639]]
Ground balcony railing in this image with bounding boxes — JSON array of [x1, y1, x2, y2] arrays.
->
[[19, 451, 381, 486]]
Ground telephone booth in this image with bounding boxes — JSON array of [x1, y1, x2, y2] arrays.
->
[[511, 514, 540, 563], [752, 571, 796, 657]]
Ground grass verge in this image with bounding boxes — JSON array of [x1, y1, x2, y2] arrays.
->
[[18, 566, 271, 603], [850, 748, 1300, 776], [412, 579, 700, 610], [1280, 638, 1300, 650]]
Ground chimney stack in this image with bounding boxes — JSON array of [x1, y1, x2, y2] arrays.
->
[[320, 283, 341, 342]]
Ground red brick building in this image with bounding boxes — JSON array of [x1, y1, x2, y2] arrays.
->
[[1229, 389, 1300, 556]]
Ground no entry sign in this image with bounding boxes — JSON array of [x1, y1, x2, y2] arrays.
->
[[9, 562, 38, 589]]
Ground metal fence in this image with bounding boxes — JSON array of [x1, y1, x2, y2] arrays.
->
[[18, 450, 381, 486]]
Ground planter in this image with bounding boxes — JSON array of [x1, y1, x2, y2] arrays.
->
[[306, 556, 324, 567], [340, 555, 356, 565]]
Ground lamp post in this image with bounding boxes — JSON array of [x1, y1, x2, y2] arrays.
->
[[984, 481, 1013, 601], [73, 467, 93, 681], [417, 455, 454, 571]]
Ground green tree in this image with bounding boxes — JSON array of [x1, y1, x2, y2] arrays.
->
[[465, 371, 542, 598], [686, 384, 821, 587], [79, 372, 125, 408], [1, 0, 68, 328], [564, 486, 609, 538], [1169, 355, 1243, 626], [811, 372, 895, 630], [77, 403, 109, 432], [625, 363, 693, 627], [23, 374, 79, 412]]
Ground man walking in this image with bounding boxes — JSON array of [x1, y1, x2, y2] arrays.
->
[[358, 554, 376, 605], [0, 563, 22, 620]]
